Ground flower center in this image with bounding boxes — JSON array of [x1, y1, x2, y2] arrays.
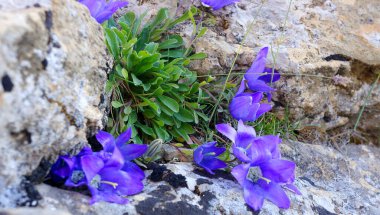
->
[[71, 170, 85, 184], [204, 152, 216, 156], [247, 167, 271, 184], [90, 174, 118, 189]]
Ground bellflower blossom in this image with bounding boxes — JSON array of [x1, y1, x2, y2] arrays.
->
[[216, 121, 300, 210], [50, 128, 147, 205], [193, 141, 227, 174], [229, 78, 272, 122], [79, 0, 128, 23], [244, 47, 281, 101], [200, 0, 240, 10]]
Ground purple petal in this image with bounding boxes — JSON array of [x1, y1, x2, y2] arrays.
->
[[216, 124, 237, 142], [116, 127, 132, 147], [200, 0, 240, 10], [243, 181, 265, 211], [118, 144, 148, 161], [260, 68, 280, 83], [247, 80, 274, 93], [245, 47, 268, 80], [50, 155, 74, 181], [258, 180, 291, 209], [200, 142, 226, 156], [255, 135, 282, 159], [100, 168, 144, 196], [81, 155, 104, 181], [237, 120, 256, 137], [199, 157, 227, 174], [89, 186, 129, 205], [193, 146, 204, 164], [255, 103, 272, 120], [233, 146, 252, 163], [284, 184, 301, 195], [96, 131, 115, 152], [231, 163, 250, 186], [260, 159, 296, 184], [246, 140, 274, 165], [236, 78, 247, 95], [122, 161, 145, 181], [229, 94, 260, 121]]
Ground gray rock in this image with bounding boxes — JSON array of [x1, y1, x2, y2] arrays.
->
[[30, 141, 380, 215], [0, 0, 110, 207]]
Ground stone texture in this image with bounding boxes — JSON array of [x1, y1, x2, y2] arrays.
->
[[125, 0, 380, 143], [20, 141, 380, 215], [0, 0, 110, 207]]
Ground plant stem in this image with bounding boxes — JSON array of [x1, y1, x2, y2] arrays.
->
[[353, 71, 380, 131], [208, 2, 265, 124]]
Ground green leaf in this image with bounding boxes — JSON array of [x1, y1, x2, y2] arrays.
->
[[136, 123, 155, 137], [188, 52, 207, 60], [157, 95, 179, 113], [131, 74, 142, 86], [174, 127, 190, 142], [112, 101, 123, 108], [153, 124, 170, 141], [105, 28, 120, 58], [140, 97, 160, 115], [196, 27, 208, 39], [174, 107, 194, 122]]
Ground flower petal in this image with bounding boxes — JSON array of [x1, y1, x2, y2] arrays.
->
[[216, 124, 237, 142], [243, 181, 265, 211], [96, 131, 115, 152], [260, 68, 280, 83], [260, 159, 296, 184], [81, 155, 104, 181], [122, 161, 145, 181], [258, 180, 291, 209], [229, 94, 260, 121], [100, 168, 144, 196], [118, 144, 148, 161], [116, 127, 132, 147], [237, 120, 256, 137], [231, 163, 250, 186], [200, 157, 227, 174], [284, 184, 301, 195], [233, 146, 252, 163]]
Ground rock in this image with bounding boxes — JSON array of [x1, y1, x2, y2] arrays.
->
[[0, 208, 70, 215], [125, 0, 380, 143], [0, 0, 110, 207], [32, 141, 380, 215]]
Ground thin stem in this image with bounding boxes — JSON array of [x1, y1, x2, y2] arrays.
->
[[208, 2, 265, 124], [353, 71, 380, 131]]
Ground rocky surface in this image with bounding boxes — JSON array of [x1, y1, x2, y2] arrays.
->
[[0, 140, 376, 215], [0, 0, 110, 207], [125, 0, 380, 143]]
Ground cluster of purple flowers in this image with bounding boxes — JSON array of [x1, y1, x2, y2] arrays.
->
[[78, 0, 128, 23], [193, 47, 299, 210], [50, 128, 147, 204]]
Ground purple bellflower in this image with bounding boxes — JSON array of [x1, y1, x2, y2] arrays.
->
[[50, 128, 147, 205], [79, 0, 128, 23], [200, 0, 240, 10], [193, 141, 227, 174], [229, 78, 272, 122], [244, 47, 280, 101], [231, 159, 300, 210], [216, 121, 300, 210]]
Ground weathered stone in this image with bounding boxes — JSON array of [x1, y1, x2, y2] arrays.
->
[[32, 141, 380, 214], [0, 0, 110, 206], [125, 0, 380, 143]]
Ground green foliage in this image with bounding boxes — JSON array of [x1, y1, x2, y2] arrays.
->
[[104, 7, 210, 143]]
